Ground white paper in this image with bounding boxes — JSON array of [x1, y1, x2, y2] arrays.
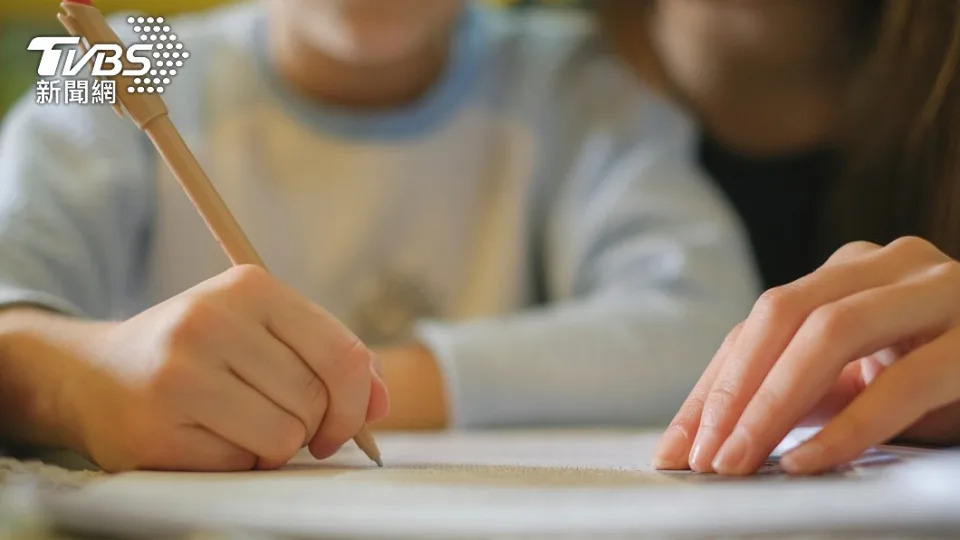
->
[[46, 430, 960, 538]]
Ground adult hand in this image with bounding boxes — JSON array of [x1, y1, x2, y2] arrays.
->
[[653, 237, 960, 475]]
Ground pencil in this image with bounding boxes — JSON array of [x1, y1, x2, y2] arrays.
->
[[58, 0, 383, 468]]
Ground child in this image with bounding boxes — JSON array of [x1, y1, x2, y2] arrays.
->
[[0, 0, 757, 471]]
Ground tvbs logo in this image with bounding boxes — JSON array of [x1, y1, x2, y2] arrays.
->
[[31, 36, 151, 76], [29, 16, 190, 105]]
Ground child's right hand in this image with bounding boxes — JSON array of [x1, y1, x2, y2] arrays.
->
[[2, 265, 389, 472]]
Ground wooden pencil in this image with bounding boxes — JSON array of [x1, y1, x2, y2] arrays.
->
[[58, 0, 383, 468]]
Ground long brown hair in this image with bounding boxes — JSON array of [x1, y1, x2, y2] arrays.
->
[[600, 1, 960, 259], [834, 0, 960, 257]]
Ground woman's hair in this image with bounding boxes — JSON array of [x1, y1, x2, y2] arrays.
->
[[833, 0, 960, 257], [599, 1, 960, 258]]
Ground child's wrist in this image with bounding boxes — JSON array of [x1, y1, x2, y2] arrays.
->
[[0, 309, 109, 454]]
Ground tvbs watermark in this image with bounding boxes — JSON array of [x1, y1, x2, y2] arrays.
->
[[28, 15, 190, 106]]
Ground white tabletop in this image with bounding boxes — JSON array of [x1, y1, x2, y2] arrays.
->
[[4, 430, 959, 539]]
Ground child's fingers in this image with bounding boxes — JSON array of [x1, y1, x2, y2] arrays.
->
[[225, 322, 330, 446], [261, 293, 374, 460], [146, 425, 257, 472], [186, 265, 376, 462], [186, 368, 307, 469], [782, 326, 960, 474], [689, 239, 932, 472], [307, 339, 374, 460], [218, 267, 376, 459], [712, 273, 960, 475], [652, 322, 742, 470]]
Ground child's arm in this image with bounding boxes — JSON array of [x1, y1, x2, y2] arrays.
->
[[403, 138, 759, 429], [0, 99, 387, 471], [372, 344, 447, 430], [0, 269, 388, 472]]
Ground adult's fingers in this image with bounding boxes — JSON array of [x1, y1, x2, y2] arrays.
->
[[652, 322, 743, 470], [712, 267, 960, 474], [821, 241, 881, 265], [798, 360, 872, 426], [688, 239, 938, 472], [656, 243, 877, 471], [782, 326, 960, 474], [225, 322, 330, 446]]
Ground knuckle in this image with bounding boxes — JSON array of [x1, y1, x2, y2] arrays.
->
[[222, 264, 271, 292], [930, 260, 960, 284], [675, 394, 707, 425], [701, 384, 738, 428], [753, 286, 797, 323], [828, 241, 880, 264], [888, 236, 935, 258], [683, 393, 707, 414], [708, 383, 737, 408], [748, 386, 786, 420], [167, 299, 221, 349], [806, 304, 855, 341], [842, 240, 879, 253]]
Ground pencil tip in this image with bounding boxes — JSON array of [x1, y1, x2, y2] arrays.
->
[[375, 458, 383, 468]]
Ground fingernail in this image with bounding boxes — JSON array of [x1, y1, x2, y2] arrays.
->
[[652, 426, 690, 469], [781, 442, 826, 474], [712, 430, 750, 474], [370, 356, 384, 380], [689, 431, 721, 473]]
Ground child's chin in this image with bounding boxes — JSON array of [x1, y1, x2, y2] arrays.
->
[[324, 28, 440, 66]]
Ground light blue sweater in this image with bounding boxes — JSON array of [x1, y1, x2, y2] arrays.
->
[[0, 2, 759, 428]]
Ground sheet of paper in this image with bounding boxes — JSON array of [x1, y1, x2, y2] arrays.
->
[[45, 430, 960, 538]]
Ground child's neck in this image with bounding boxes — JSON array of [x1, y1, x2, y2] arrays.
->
[[269, 18, 450, 110]]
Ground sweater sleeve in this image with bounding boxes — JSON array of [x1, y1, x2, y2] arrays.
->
[[416, 106, 760, 429], [0, 93, 154, 319]]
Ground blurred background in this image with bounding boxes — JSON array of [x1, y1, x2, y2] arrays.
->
[[0, 0, 585, 119]]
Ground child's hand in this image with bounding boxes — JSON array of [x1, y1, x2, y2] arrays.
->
[[652, 237, 960, 475], [70, 265, 388, 471]]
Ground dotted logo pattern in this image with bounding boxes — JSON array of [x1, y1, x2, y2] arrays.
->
[[125, 16, 190, 95]]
